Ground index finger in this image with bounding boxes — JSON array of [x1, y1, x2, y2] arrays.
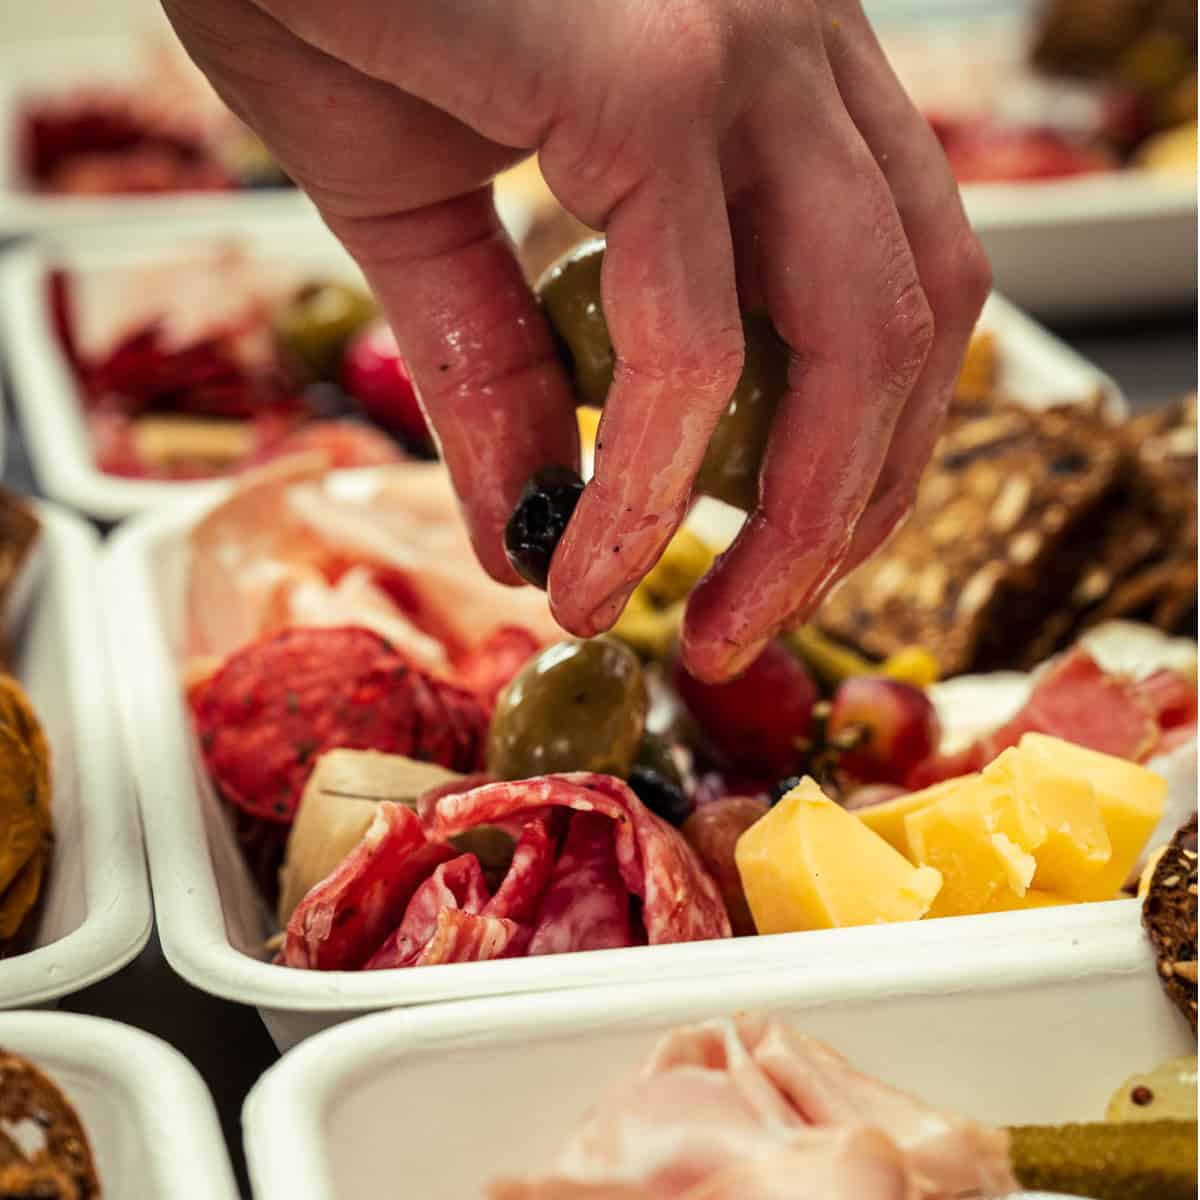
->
[[330, 188, 581, 584], [547, 147, 744, 635]]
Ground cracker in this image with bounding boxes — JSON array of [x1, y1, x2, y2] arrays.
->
[[1143, 813, 1198, 1033]]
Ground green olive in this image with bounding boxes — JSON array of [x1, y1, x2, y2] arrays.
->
[[535, 241, 788, 511], [487, 636, 648, 780], [273, 281, 378, 380], [536, 238, 613, 407]]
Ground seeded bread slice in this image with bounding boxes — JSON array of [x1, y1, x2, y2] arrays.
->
[[816, 398, 1123, 677], [1143, 813, 1198, 1034]]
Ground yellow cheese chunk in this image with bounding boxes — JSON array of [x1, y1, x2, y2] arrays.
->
[[1018, 734, 1167, 901], [984, 746, 1112, 899], [980, 888, 1073, 913], [736, 777, 942, 933], [904, 789, 1037, 918], [855, 779, 963, 854]]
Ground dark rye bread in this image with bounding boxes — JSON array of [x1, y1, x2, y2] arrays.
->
[[816, 398, 1124, 677], [1083, 395, 1197, 636], [1143, 813, 1198, 1034]]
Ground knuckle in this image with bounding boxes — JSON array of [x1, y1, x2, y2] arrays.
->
[[923, 227, 992, 327], [876, 278, 934, 399]]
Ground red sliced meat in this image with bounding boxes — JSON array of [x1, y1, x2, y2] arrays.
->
[[191, 626, 487, 822], [528, 812, 635, 955], [455, 625, 541, 709], [982, 648, 1159, 762], [1132, 669, 1197, 734], [407, 908, 527, 967], [484, 817, 557, 926], [282, 803, 454, 970], [908, 648, 1163, 786], [426, 773, 731, 943], [365, 853, 489, 969]]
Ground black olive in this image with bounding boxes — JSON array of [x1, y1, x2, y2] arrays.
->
[[628, 765, 693, 827], [768, 775, 803, 806], [504, 465, 586, 589]]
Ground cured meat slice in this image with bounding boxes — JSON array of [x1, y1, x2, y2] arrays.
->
[[982, 648, 1159, 762], [908, 647, 1165, 787], [191, 626, 487, 822], [528, 813, 635, 955], [456, 625, 542, 708], [484, 817, 556, 926], [1132, 668, 1198, 733], [365, 853, 489, 969], [426, 774, 731, 943], [490, 1015, 1016, 1200], [407, 908, 527, 967], [282, 802, 454, 970]]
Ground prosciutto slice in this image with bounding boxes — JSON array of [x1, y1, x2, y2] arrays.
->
[[910, 647, 1171, 787], [490, 1014, 1016, 1199]]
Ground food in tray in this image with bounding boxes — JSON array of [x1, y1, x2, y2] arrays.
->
[[0, 1047, 101, 1197], [51, 262, 429, 479], [883, 0, 1196, 185], [1108, 1053, 1197, 1123], [181, 451, 1195, 972], [0, 495, 52, 959], [1141, 813, 1198, 1031], [816, 394, 1198, 676], [489, 1012, 1198, 1199], [14, 42, 291, 196]]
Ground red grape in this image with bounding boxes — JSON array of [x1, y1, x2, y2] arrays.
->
[[672, 641, 817, 778], [827, 677, 941, 785], [681, 796, 769, 937], [341, 320, 429, 446]]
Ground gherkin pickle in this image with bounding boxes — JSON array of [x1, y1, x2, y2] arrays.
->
[[273, 281, 378, 380], [1009, 1120, 1197, 1200], [536, 241, 789, 511], [487, 637, 648, 780]]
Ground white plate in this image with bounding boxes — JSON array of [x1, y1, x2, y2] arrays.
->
[[103, 300, 1136, 1051], [243, 928, 1194, 1199], [0, 211, 1124, 524], [0, 1010, 237, 1199], [1, 502, 152, 1007]]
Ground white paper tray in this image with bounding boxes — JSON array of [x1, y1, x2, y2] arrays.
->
[[0, 1010, 238, 1198], [0, 207, 1124, 523], [1, 502, 151, 1008], [243, 926, 1194, 1199], [862, 0, 1198, 319], [104, 299, 1138, 1052], [0, 207, 526, 522]]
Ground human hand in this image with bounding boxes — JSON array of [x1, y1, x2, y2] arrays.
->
[[163, 0, 989, 680]]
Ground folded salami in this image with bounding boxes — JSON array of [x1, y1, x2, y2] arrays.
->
[[281, 767, 731, 972]]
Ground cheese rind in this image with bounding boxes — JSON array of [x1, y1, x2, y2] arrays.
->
[[736, 777, 942, 933]]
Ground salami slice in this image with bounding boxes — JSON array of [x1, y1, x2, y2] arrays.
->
[[484, 817, 557, 926], [455, 625, 542, 709], [282, 802, 454, 970], [427, 773, 731, 943], [192, 625, 488, 822], [408, 908, 528, 967], [528, 812, 635, 955], [365, 853, 489, 969]]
